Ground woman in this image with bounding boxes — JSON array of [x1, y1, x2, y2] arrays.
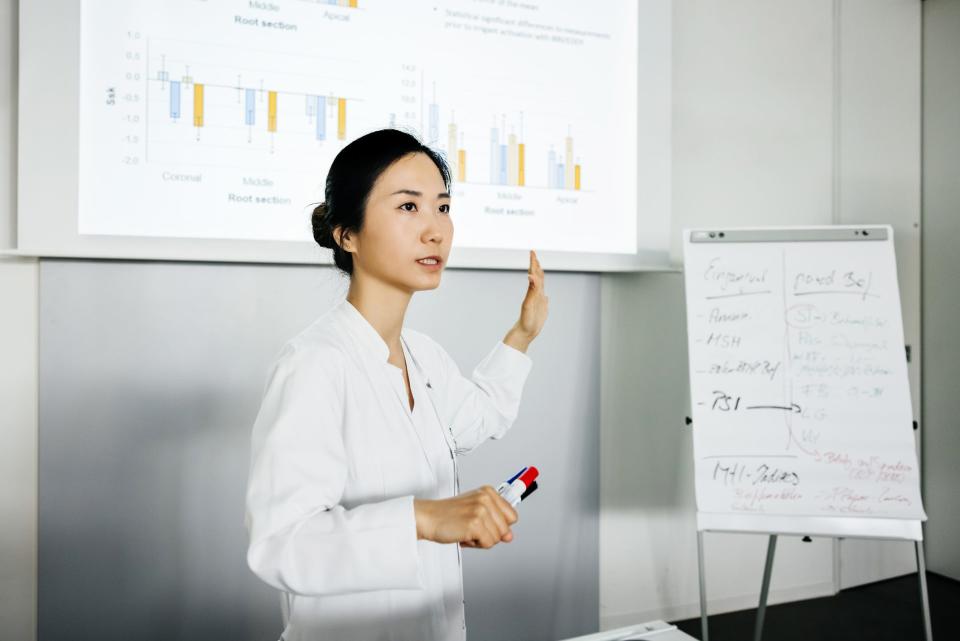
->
[[245, 129, 549, 641]]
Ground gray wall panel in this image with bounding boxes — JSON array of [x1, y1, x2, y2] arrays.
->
[[922, 0, 960, 580], [38, 259, 599, 641]]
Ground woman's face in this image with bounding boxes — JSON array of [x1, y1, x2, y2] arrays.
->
[[346, 152, 453, 293]]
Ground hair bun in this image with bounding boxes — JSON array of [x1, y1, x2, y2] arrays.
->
[[311, 202, 335, 249]]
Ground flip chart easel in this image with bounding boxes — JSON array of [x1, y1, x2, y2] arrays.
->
[[694, 516, 930, 641], [682, 227, 930, 641]]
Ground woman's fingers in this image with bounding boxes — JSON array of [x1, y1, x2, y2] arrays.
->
[[481, 486, 515, 538], [467, 506, 499, 549], [526, 266, 542, 295], [515, 250, 549, 342], [528, 250, 545, 292], [480, 517, 502, 548], [488, 486, 519, 526], [474, 502, 503, 544], [428, 486, 523, 548], [465, 487, 518, 547]]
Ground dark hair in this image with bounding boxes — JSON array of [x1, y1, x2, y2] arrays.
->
[[311, 129, 451, 275]]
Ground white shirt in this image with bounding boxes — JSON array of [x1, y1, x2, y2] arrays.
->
[[245, 299, 533, 641]]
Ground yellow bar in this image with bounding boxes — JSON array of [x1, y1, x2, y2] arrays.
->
[[457, 149, 466, 182], [574, 164, 581, 190], [447, 123, 458, 164], [267, 91, 278, 132], [349, 0, 358, 6], [193, 83, 204, 127], [337, 98, 347, 140], [517, 143, 525, 187], [507, 133, 518, 185]]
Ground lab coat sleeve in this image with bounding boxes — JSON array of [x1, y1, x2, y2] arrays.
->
[[245, 343, 422, 596], [433, 340, 533, 454]]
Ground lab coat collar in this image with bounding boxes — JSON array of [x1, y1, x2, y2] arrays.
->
[[335, 298, 441, 477], [338, 299, 391, 363]]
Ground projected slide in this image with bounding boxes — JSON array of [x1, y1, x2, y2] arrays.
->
[[78, 0, 642, 255]]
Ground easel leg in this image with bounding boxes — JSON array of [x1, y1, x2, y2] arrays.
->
[[697, 531, 709, 641], [915, 541, 933, 641], [753, 534, 778, 641]]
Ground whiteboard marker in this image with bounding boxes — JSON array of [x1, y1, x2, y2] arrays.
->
[[497, 466, 539, 507]]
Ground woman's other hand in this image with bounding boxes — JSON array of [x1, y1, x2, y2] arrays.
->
[[414, 486, 519, 548]]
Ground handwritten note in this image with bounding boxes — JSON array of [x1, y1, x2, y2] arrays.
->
[[684, 230, 925, 520]]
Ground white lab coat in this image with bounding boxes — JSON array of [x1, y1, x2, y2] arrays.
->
[[245, 299, 532, 641]]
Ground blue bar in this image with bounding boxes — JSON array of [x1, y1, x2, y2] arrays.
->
[[548, 150, 556, 188], [315, 96, 326, 140], [429, 103, 439, 143], [489, 127, 499, 186], [556, 163, 565, 189], [244, 89, 256, 126], [499, 144, 507, 185], [170, 81, 181, 119]]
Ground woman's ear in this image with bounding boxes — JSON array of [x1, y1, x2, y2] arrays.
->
[[334, 227, 355, 253]]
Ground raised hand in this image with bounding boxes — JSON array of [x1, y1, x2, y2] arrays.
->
[[504, 250, 548, 353]]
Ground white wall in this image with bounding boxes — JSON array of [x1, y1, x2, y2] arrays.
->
[[0, 0, 39, 639], [833, 0, 922, 590], [599, 0, 923, 629]]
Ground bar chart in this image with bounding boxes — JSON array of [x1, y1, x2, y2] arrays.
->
[[146, 44, 360, 162], [77, 0, 651, 256], [425, 84, 585, 192]]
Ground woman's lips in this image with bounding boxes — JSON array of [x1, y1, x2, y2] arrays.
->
[[416, 256, 443, 269]]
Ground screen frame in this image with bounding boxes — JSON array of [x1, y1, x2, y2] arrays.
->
[[15, 0, 672, 272]]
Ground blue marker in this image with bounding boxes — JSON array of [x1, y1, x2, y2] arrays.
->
[[497, 466, 540, 507]]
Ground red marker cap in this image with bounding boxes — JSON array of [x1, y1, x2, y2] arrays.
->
[[517, 466, 539, 487]]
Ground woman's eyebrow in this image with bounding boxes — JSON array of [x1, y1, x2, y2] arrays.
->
[[390, 189, 451, 199]]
